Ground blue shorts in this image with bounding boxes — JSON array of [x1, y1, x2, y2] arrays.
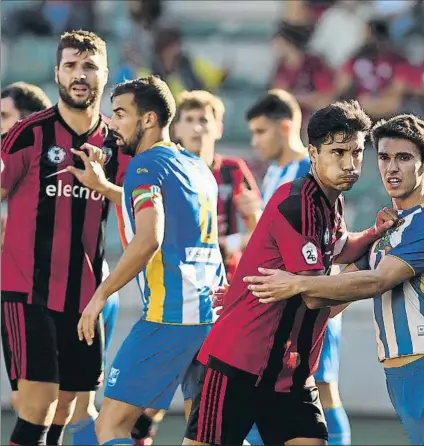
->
[[315, 314, 342, 383], [385, 356, 424, 446], [103, 292, 120, 353], [105, 320, 212, 409]]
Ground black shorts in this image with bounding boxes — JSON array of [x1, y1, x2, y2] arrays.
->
[[186, 357, 328, 446], [1, 301, 104, 392]]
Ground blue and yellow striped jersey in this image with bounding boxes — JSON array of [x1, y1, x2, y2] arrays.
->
[[122, 143, 225, 324]]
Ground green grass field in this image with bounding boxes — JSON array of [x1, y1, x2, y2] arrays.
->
[[1, 410, 409, 445]]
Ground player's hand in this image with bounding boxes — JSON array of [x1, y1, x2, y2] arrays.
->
[[78, 290, 107, 345], [67, 143, 108, 192], [236, 186, 262, 217], [374, 207, 399, 238], [210, 284, 229, 316], [243, 267, 300, 303]]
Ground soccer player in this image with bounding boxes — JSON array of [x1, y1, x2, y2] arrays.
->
[[0, 80, 123, 446], [183, 100, 396, 446], [78, 76, 225, 445], [246, 90, 350, 445], [1, 82, 52, 134], [173, 90, 261, 282], [1, 30, 128, 446], [247, 114, 424, 445]]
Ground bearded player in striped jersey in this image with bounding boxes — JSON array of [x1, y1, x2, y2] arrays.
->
[[253, 114, 424, 445]]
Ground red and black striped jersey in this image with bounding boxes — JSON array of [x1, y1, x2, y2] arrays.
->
[[198, 174, 347, 391], [1, 106, 130, 313], [212, 154, 260, 279]]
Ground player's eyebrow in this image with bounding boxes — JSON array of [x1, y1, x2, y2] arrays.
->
[[112, 107, 126, 114]]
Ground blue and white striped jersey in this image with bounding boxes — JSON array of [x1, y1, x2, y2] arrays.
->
[[262, 155, 310, 206], [367, 204, 424, 361]]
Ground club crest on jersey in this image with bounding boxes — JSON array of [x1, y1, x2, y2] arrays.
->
[[218, 184, 233, 201], [47, 146, 67, 165], [101, 146, 113, 165]]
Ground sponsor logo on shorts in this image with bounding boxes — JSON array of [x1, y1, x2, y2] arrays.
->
[[108, 367, 120, 387], [418, 325, 424, 336], [302, 242, 318, 265]]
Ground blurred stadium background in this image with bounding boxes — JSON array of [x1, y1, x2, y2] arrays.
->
[[1, 0, 423, 443]]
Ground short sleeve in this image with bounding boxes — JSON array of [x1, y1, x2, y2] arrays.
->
[[1, 124, 34, 192], [353, 250, 370, 271], [269, 198, 324, 273], [387, 214, 424, 275], [125, 154, 166, 215]]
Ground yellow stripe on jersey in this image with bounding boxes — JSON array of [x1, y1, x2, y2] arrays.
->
[[146, 248, 166, 321]]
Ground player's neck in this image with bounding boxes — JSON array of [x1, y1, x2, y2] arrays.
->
[[136, 128, 171, 155], [285, 51, 304, 69], [276, 137, 307, 167], [57, 100, 101, 135], [392, 184, 424, 211]]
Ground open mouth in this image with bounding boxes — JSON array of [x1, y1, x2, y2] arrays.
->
[[387, 178, 402, 187]]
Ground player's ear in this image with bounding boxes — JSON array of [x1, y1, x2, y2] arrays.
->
[[54, 67, 59, 85], [103, 68, 109, 87], [215, 120, 224, 141], [308, 144, 318, 163], [144, 111, 158, 129], [280, 119, 291, 135]]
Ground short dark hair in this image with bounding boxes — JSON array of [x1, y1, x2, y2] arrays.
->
[[111, 76, 176, 127], [175, 90, 225, 123], [371, 114, 424, 160], [308, 100, 372, 149], [57, 30, 107, 66], [246, 89, 302, 129], [1, 82, 51, 118]]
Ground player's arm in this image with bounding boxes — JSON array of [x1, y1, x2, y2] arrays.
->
[[296, 254, 414, 302], [97, 195, 164, 298], [253, 220, 424, 304], [333, 206, 398, 264]]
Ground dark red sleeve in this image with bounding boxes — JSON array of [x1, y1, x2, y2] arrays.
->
[[1, 123, 34, 192], [268, 199, 324, 273]]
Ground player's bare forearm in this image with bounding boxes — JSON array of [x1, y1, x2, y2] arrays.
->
[[97, 181, 122, 205], [334, 229, 379, 264], [299, 255, 414, 302], [99, 235, 159, 298]]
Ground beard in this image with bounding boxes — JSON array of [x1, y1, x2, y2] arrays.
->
[[116, 121, 144, 156], [57, 76, 99, 110]]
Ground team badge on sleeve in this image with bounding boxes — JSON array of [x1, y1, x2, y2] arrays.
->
[[302, 242, 318, 265], [131, 185, 162, 214]]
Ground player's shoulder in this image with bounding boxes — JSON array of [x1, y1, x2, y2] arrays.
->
[[270, 175, 320, 233], [399, 205, 424, 237], [2, 107, 56, 154]]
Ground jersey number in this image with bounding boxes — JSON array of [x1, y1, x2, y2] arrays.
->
[[198, 192, 217, 244]]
